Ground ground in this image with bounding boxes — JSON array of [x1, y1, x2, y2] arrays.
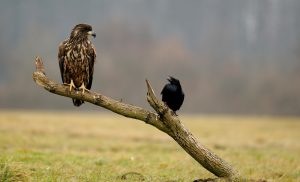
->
[[0, 111, 299, 182]]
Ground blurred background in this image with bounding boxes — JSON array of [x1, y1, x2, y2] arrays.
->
[[0, 0, 300, 115]]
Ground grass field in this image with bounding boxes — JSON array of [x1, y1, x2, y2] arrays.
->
[[0, 111, 299, 182]]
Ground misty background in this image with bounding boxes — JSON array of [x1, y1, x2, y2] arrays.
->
[[0, 0, 300, 115]]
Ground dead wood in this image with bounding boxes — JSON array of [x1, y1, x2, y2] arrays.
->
[[32, 57, 241, 181]]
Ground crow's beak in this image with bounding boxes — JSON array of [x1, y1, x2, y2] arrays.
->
[[88, 31, 96, 38]]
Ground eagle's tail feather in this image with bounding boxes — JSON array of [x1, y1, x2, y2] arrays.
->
[[72, 99, 84, 107]]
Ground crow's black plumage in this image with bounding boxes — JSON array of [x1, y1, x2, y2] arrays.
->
[[58, 24, 96, 107], [161, 76, 184, 113]]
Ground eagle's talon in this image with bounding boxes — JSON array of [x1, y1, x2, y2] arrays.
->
[[64, 80, 76, 92], [79, 83, 89, 94]]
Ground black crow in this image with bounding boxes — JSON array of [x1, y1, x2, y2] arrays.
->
[[161, 76, 185, 113]]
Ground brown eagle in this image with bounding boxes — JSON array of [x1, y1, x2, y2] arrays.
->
[[58, 24, 96, 106]]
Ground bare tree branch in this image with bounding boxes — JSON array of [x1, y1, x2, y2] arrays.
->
[[33, 57, 241, 180]]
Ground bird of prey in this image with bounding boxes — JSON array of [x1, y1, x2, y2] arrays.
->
[[161, 76, 185, 113], [58, 24, 96, 106]]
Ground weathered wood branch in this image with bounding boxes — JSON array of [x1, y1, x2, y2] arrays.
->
[[33, 57, 241, 180]]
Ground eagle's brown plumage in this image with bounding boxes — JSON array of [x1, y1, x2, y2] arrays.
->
[[58, 24, 96, 106]]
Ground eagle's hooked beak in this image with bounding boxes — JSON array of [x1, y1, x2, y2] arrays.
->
[[88, 31, 96, 38]]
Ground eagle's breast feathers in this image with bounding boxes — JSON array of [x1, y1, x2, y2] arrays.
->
[[58, 38, 96, 89]]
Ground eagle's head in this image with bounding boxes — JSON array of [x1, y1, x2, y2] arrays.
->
[[70, 23, 96, 39]]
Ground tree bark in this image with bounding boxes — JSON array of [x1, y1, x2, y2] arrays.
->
[[32, 57, 241, 181]]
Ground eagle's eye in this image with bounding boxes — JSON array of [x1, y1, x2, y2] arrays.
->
[[85, 27, 92, 32]]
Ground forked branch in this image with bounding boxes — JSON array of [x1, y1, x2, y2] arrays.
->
[[32, 57, 240, 181]]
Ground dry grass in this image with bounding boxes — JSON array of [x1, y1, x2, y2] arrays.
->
[[0, 110, 299, 181]]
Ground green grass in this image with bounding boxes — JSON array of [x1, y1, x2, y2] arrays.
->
[[0, 111, 299, 181]]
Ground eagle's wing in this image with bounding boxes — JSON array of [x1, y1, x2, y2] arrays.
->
[[86, 43, 96, 90], [58, 41, 67, 83]]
